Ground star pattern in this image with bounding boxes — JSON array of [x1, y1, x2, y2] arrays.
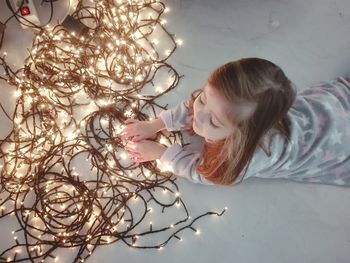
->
[[300, 115, 311, 127], [330, 129, 343, 145], [246, 78, 350, 186], [323, 101, 333, 112]]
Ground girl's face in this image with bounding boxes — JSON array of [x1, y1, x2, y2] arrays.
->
[[193, 83, 256, 143]]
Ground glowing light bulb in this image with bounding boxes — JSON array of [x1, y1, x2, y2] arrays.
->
[[155, 86, 164, 93], [14, 90, 22, 97], [120, 152, 128, 160], [176, 38, 183, 45]]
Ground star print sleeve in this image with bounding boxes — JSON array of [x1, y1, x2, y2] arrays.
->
[[157, 143, 215, 185], [158, 99, 192, 131]]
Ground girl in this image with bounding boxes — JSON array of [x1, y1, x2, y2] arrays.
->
[[119, 58, 350, 187]]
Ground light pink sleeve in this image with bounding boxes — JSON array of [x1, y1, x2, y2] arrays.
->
[[158, 143, 215, 185], [158, 99, 192, 131]]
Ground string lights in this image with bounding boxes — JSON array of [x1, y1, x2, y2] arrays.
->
[[0, 0, 226, 262]]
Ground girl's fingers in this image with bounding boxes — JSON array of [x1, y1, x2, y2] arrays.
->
[[132, 136, 140, 142], [125, 148, 133, 153], [124, 119, 138, 124], [120, 128, 132, 137], [125, 141, 136, 149], [130, 156, 141, 164], [120, 134, 136, 141], [119, 123, 136, 137]]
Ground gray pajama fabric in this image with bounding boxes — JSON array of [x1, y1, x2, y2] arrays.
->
[[158, 77, 350, 187]]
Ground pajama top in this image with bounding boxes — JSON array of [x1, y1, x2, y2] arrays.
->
[[157, 77, 350, 187]]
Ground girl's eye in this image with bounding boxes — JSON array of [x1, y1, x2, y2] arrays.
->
[[198, 93, 220, 129], [210, 119, 220, 128], [199, 93, 204, 104], [199, 94, 204, 104]]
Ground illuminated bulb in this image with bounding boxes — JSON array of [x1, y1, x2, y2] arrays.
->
[[101, 118, 109, 126], [159, 161, 173, 173], [14, 118, 22, 124], [159, 137, 167, 145], [152, 39, 159, 45], [14, 90, 22, 97], [164, 50, 171, 56], [164, 7, 170, 13], [176, 39, 183, 45], [106, 144, 113, 152], [66, 132, 77, 140], [124, 109, 133, 117], [196, 229, 201, 235], [144, 170, 151, 177], [155, 86, 163, 93], [120, 152, 128, 160], [135, 56, 142, 64], [160, 19, 167, 25]]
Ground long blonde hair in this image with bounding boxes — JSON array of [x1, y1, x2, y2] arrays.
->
[[183, 58, 297, 185]]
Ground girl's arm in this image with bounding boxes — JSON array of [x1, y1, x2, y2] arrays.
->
[[157, 143, 215, 185], [158, 100, 192, 132]]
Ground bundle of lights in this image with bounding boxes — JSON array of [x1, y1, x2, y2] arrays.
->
[[0, 0, 226, 262]]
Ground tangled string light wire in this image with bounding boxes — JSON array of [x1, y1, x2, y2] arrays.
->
[[0, 0, 226, 262]]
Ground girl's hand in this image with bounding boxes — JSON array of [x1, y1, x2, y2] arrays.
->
[[119, 119, 159, 142], [124, 139, 167, 164]]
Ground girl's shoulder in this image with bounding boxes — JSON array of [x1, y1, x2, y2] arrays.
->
[[295, 76, 350, 105]]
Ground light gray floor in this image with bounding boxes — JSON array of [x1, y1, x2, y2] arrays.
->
[[0, 0, 350, 262]]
